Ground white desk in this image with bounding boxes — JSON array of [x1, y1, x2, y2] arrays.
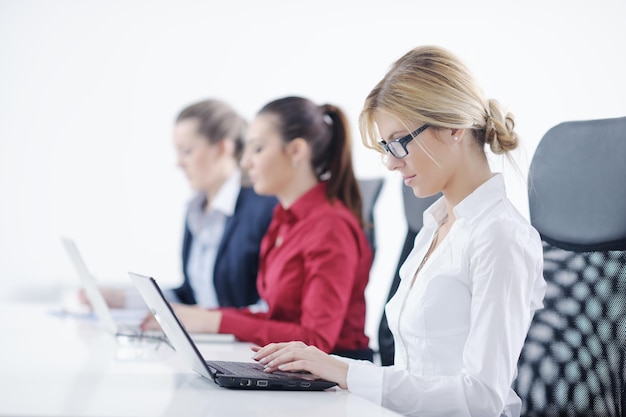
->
[[0, 303, 401, 417]]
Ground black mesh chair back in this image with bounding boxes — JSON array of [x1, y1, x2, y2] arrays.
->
[[358, 178, 384, 258], [514, 116, 626, 417], [377, 184, 440, 365]]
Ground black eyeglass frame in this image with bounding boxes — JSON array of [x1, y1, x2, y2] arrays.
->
[[378, 124, 430, 158]]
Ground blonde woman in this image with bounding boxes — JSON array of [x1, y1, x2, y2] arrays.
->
[[252, 46, 547, 417]]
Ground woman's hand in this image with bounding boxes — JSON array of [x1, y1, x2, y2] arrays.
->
[[251, 341, 349, 389], [140, 304, 222, 333]]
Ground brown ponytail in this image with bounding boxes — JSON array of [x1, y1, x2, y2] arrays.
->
[[321, 104, 363, 227], [258, 97, 363, 226]]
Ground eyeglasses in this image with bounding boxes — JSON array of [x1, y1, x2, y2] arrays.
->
[[378, 124, 430, 159]]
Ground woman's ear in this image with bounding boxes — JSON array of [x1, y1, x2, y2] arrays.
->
[[286, 137, 309, 167], [449, 128, 467, 143], [218, 138, 235, 157]]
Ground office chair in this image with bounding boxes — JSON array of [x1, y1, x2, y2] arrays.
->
[[377, 183, 440, 366], [514, 116, 626, 417], [358, 178, 385, 257]]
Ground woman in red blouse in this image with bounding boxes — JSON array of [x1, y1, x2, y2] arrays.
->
[[142, 96, 373, 361]]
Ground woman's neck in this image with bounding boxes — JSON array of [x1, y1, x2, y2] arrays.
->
[[441, 156, 493, 220], [277, 174, 319, 209], [204, 162, 237, 207]]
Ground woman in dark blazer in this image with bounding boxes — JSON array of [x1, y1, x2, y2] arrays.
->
[[88, 99, 275, 309], [168, 99, 276, 309], [175, 185, 276, 307]]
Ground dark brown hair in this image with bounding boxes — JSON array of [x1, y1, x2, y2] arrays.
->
[[259, 96, 363, 225]]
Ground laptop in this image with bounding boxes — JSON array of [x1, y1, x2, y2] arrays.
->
[[61, 237, 234, 343], [128, 271, 337, 391]]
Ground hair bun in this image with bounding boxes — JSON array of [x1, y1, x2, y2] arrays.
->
[[486, 99, 518, 154]]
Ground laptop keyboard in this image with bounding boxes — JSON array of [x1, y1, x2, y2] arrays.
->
[[207, 361, 305, 380]]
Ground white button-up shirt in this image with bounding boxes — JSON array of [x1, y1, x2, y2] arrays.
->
[[346, 174, 546, 417], [184, 169, 241, 308]]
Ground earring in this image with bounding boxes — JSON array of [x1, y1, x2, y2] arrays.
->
[[454, 136, 459, 141]]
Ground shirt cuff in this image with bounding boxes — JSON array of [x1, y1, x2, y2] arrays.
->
[[218, 308, 242, 334], [346, 359, 384, 405]]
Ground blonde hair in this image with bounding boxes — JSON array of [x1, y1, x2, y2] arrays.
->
[[359, 45, 518, 156]]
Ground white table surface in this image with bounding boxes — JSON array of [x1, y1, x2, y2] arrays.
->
[[0, 303, 401, 417]]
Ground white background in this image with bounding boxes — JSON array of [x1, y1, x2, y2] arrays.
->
[[1, 0, 625, 348]]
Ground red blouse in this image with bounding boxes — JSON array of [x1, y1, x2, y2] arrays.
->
[[219, 182, 372, 353]]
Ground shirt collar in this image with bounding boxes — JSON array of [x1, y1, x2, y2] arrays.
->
[[187, 169, 242, 221], [211, 168, 242, 217], [273, 182, 328, 224], [423, 173, 506, 226]]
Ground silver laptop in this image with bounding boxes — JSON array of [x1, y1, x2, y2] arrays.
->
[[61, 237, 234, 343], [129, 271, 337, 391]]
